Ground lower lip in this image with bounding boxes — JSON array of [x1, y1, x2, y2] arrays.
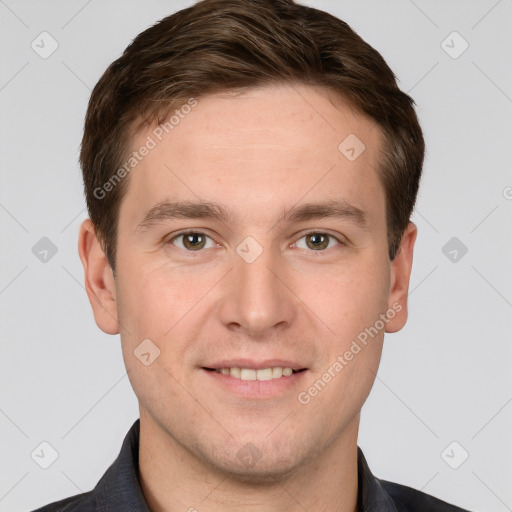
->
[[201, 368, 308, 398]]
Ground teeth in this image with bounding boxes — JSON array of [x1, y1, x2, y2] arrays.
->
[[217, 367, 297, 380], [256, 368, 273, 381], [240, 368, 256, 381], [272, 367, 283, 378]]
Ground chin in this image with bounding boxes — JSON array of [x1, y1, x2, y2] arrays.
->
[[215, 454, 302, 484], [195, 437, 309, 484]]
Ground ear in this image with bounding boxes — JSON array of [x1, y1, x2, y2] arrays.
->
[[78, 219, 119, 335], [385, 222, 417, 333]]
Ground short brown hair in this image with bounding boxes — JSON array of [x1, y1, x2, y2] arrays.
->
[[80, 0, 424, 271]]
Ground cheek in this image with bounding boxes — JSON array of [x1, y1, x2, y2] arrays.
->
[[114, 265, 194, 407], [114, 260, 218, 394], [115, 260, 205, 340], [298, 256, 390, 342]]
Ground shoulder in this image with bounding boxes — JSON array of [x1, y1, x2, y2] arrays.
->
[[380, 478, 473, 512], [29, 491, 95, 512]]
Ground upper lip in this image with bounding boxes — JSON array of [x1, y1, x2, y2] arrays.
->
[[202, 359, 307, 371]]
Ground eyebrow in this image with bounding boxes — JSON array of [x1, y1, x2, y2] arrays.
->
[[136, 199, 368, 231]]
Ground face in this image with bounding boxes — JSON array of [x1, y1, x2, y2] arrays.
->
[[80, 84, 416, 480]]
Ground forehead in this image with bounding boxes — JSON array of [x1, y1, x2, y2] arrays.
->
[[119, 84, 385, 229]]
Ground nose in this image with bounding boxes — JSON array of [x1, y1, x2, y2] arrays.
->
[[217, 239, 297, 337]]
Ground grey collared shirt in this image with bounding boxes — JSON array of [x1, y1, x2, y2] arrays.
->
[[31, 419, 471, 512]]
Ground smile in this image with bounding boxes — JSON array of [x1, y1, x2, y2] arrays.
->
[[205, 367, 306, 381]]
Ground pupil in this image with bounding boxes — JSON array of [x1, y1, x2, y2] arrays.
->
[[308, 233, 327, 250], [186, 233, 204, 249]]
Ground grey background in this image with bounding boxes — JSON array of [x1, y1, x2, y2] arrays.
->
[[1, 1, 511, 511]]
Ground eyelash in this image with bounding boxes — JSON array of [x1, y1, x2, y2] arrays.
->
[[167, 230, 344, 254]]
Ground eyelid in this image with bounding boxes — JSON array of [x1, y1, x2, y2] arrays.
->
[[167, 229, 218, 250], [167, 229, 346, 253], [292, 230, 346, 250]]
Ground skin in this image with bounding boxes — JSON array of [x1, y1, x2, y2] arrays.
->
[[78, 84, 416, 512]]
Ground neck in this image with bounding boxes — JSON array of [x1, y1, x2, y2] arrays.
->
[[138, 412, 360, 512]]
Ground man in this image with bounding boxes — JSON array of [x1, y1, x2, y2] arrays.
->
[[32, 0, 472, 510]]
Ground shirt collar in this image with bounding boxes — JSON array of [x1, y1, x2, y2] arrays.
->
[[93, 419, 150, 512], [92, 419, 396, 512], [357, 446, 399, 511]]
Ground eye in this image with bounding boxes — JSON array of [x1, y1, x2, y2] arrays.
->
[[294, 232, 342, 251], [169, 231, 217, 251], [167, 230, 343, 253]]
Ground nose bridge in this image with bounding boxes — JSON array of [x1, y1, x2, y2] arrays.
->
[[220, 236, 295, 334]]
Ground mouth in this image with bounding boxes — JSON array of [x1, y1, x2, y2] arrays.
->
[[200, 359, 309, 398], [202, 366, 308, 381]]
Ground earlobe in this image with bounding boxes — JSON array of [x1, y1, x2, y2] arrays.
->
[[78, 219, 119, 335], [385, 222, 417, 333]]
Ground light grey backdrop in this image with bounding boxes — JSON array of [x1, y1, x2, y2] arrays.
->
[[1, 1, 511, 511]]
